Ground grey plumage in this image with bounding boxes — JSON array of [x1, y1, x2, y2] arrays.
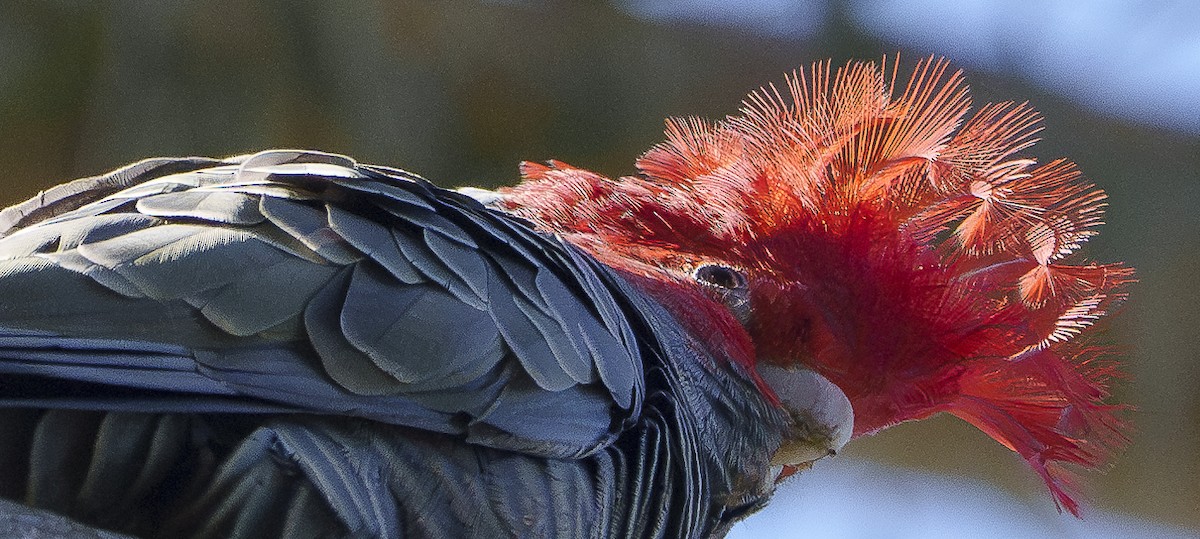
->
[[0, 150, 790, 538]]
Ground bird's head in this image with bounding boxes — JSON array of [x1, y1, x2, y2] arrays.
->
[[500, 56, 1132, 514]]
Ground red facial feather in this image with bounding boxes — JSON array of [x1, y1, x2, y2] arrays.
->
[[501, 56, 1133, 515]]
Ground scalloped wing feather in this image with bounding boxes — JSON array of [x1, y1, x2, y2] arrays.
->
[[0, 150, 647, 460]]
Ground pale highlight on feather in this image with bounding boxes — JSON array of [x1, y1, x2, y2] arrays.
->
[[502, 55, 1133, 515]]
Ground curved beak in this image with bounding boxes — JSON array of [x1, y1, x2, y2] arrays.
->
[[757, 364, 854, 471]]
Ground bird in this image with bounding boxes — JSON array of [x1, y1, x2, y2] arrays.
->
[[0, 56, 1129, 538]]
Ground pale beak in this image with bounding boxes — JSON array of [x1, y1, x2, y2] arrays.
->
[[756, 364, 854, 471]]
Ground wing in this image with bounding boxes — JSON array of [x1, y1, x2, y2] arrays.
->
[[0, 150, 644, 459]]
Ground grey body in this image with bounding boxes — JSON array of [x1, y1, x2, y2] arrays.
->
[[0, 151, 788, 538]]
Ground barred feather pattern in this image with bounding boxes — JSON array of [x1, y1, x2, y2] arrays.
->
[[503, 56, 1134, 515]]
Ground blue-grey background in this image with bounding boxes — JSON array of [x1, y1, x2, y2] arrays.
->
[[1, 1, 1195, 536]]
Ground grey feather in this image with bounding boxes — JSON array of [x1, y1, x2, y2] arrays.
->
[[233, 149, 361, 185], [40, 251, 145, 298], [73, 224, 203, 272], [513, 293, 601, 387], [303, 267, 405, 396], [326, 205, 423, 284], [0, 150, 792, 539], [0, 157, 227, 237], [324, 177, 437, 212], [562, 241, 642, 352], [258, 196, 359, 265], [78, 226, 263, 301], [0, 258, 210, 341], [271, 426, 401, 539], [422, 229, 490, 301], [191, 347, 458, 434], [75, 413, 164, 513], [390, 227, 485, 310], [377, 200, 480, 249], [534, 268, 637, 408], [488, 269, 591, 390], [136, 191, 265, 225], [339, 262, 502, 386], [192, 256, 338, 336], [470, 376, 616, 453], [0, 214, 156, 261]]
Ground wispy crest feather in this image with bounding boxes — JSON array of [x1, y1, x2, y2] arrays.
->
[[503, 56, 1133, 515]]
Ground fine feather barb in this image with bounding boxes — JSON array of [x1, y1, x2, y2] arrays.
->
[[502, 56, 1133, 515]]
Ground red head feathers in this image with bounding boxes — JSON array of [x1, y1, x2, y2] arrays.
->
[[501, 56, 1133, 515]]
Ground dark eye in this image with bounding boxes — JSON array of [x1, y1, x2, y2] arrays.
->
[[694, 264, 747, 291], [692, 264, 752, 325]]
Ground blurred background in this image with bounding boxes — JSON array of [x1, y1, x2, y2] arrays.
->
[[0, 1, 1196, 537]]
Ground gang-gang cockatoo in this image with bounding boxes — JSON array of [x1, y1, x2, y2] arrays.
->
[[0, 56, 1131, 538]]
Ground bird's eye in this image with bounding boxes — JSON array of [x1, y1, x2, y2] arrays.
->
[[694, 264, 747, 291], [693, 264, 752, 326]]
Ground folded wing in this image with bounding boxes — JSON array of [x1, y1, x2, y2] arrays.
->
[[0, 150, 644, 459]]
